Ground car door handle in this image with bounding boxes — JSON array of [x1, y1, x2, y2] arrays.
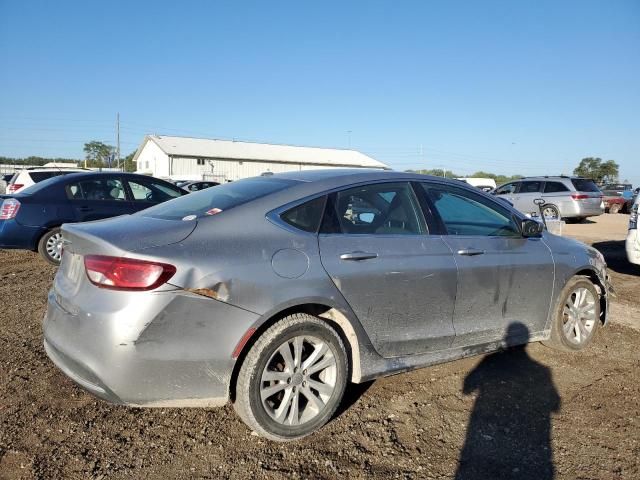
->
[[78, 206, 93, 212], [339, 252, 379, 261], [457, 248, 485, 256]]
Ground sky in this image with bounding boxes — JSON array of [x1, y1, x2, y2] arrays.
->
[[1, 0, 638, 184]]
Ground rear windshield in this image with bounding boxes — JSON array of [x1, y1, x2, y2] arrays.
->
[[139, 177, 298, 220], [18, 175, 69, 195], [602, 184, 631, 191], [29, 171, 70, 182], [571, 179, 600, 192]]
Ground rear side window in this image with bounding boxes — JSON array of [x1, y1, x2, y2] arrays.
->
[[519, 181, 543, 193], [140, 177, 297, 220], [571, 179, 600, 192], [543, 182, 569, 193], [281, 196, 326, 233], [321, 182, 425, 235], [66, 179, 126, 201]]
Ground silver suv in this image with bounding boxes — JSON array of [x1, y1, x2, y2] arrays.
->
[[493, 176, 603, 221]]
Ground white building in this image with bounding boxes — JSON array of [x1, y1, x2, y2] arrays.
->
[[133, 135, 389, 182]]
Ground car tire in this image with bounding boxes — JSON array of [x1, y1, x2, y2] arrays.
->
[[543, 276, 600, 352], [542, 204, 560, 220], [609, 203, 621, 214], [233, 313, 348, 441], [37, 227, 63, 266]]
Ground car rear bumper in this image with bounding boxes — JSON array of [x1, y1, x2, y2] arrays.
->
[[43, 286, 260, 407], [0, 220, 44, 250], [560, 201, 604, 218]]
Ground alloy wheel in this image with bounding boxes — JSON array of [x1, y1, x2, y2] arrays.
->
[[260, 335, 337, 426], [46, 232, 63, 262], [562, 287, 597, 345]]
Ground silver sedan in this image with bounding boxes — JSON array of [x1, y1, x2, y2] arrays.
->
[[43, 169, 612, 440]]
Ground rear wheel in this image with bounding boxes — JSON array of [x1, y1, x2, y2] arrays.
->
[[609, 203, 621, 214], [37, 227, 63, 265], [543, 276, 600, 351], [233, 314, 348, 441], [542, 204, 560, 220]]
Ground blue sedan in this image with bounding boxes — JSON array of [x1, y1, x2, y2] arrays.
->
[[0, 172, 186, 264]]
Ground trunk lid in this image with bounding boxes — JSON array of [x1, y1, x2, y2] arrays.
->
[[60, 214, 197, 257]]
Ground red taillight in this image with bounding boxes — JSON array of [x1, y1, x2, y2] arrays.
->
[[7, 184, 23, 193], [84, 255, 176, 291], [571, 194, 590, 200], [0, 198, 21, 220]]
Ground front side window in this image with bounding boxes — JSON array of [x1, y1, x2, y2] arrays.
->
[[424, 184, 520, 237], [495, 182, 517, 195], [520, 181, 543, 193], [66, 178, 126, 201], [127, 179, 183, 203], [321, 182, 425, 235]]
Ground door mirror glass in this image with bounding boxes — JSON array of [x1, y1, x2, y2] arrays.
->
[[521, 219, 544, 237]]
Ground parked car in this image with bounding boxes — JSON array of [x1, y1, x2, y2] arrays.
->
[[602, 194, 633, 214], [0, 172, 186, 264], [0, 173, 15, 194], [174, 179, 198, 188], [43, 169, 611, 441], [5, 166, 88, 194], [627, 195, 640, 265], [182, 180, 220, 192], [493, 176, 604, 221], [601, 183, 634, 201], [456, 177, 497, 192]]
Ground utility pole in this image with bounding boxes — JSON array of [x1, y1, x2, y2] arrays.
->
[[116, 112, 121, 170]]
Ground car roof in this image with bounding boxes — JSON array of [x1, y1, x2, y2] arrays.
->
[[271, 168, 462, 185], [18, 167, 87, 172], [516, 176, 591, 181]]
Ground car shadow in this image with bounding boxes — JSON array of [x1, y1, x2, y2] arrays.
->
[[455, 323, 560, 480], [332, 380, 375, 420], [592, 240, 639, 276]]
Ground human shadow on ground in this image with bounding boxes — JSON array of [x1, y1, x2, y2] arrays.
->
[[455, 323, 561, 480]]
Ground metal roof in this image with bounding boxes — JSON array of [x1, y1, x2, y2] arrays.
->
[[133, 135, 389, 169]]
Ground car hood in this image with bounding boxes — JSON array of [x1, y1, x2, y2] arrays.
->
[[61, 215, 197, 256]]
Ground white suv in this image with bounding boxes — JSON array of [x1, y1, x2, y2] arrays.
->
[[6, 167, 87, 193], [626, 195, 640, 265]]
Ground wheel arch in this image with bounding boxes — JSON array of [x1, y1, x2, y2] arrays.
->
[[572, 267, 609, 326], [229, 302, 364, 403]]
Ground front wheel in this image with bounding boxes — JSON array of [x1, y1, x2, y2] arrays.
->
[[233, 314, 348, 441], [37, 227, 63, 265], [543, 276, 600, 351], [609, 203, 621, 214]]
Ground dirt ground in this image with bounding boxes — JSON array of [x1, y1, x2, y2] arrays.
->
[[1, 213, 639, 480]]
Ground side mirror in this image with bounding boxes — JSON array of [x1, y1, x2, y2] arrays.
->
[[522, 218, 544, 237]]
